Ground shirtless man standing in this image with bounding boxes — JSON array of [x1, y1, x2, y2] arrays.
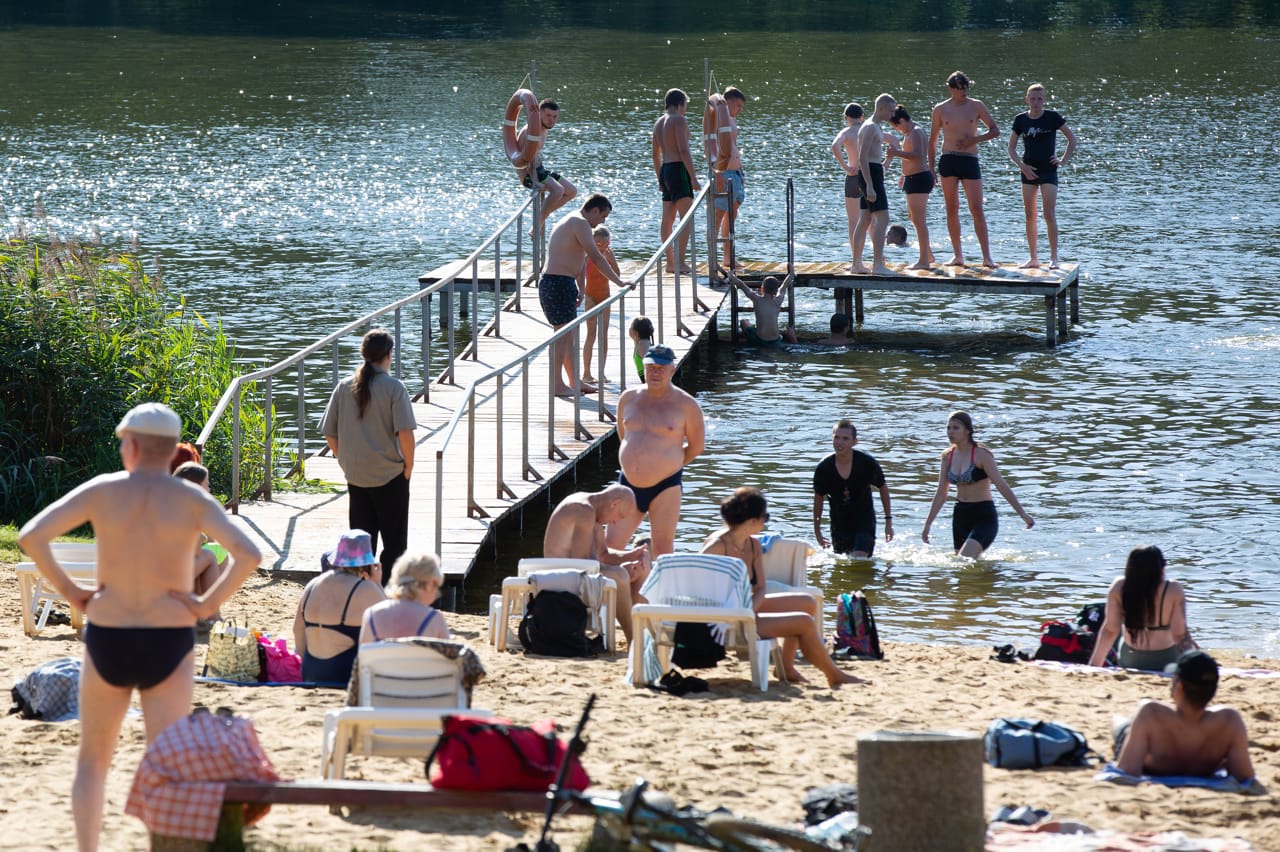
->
[[854, 93, 899, 275], [928, 71, 1000, 268], [519, 99, 578, 236], [831, 102, 866, 272], [652, 88, 702, 275], [539, 194, 630, 397], [18, 403, 262, 852], [712, 86, 747, 272], [1114, 650, 1255, 783], [543, 484, 649, 641], [604, 343, 706, 558], [888, 104, 936, 270]]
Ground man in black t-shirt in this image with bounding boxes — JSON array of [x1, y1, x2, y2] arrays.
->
[[1008, 83, 1078, 269], [812, 419, 894, 557]]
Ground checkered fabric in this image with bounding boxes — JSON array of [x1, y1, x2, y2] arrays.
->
[[12, 656, 80, 721], [125, 709, 279, 841]]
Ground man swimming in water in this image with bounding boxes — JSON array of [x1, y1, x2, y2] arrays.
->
[[605, 343, 705, 558], [18, 403, 262, 852], [652, 88, 702, 275], [929, 71, 999, 268]]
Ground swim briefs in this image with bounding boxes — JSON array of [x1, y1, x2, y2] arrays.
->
[[745, 326, 781, 346], [659, 162, 694, 202], [952, 499, 998, 552], [858, 162, 888, 212], [938, 152, 982, 181], [843, 174, 863, 199], [903, 171, 935, 195], [1020, 159, 1059, 186], [522, 165, 563, 189], [714, 169, 745, 211], [619, 469, 683, 514], [538, 273, 579, 327], [84, 624, 196, 690]]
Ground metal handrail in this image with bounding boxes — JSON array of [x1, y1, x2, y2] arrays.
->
[[430, 186, 714, 555], [196, 193, 539, 510]]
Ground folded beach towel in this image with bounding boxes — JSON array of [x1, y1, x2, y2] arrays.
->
[[1094, 763, 1262, 795]]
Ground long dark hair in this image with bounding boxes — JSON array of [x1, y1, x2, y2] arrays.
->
[[353, 329, 394, 418], [1121, 545, 1167, 637]]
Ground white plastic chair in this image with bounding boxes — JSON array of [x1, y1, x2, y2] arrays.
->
[[757, 536, 825, 635], [491, 558, 615, 652], [629, 553, 771, 692], [320, 641, 491, 780], [15, 542, 97, 637]]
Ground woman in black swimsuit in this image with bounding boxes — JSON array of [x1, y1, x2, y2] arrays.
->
[[1088, 545, 1196, 671], [922, 410, 1035, 557], [293, 530, 386, 684]]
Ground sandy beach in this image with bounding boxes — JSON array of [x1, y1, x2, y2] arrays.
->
[[2, 567, 1277, 851]]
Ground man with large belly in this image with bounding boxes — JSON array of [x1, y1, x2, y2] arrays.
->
[[605, 343, 705, 583]]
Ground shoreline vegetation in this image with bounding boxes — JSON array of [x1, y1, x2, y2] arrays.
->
[[0, 232, 269, 525]]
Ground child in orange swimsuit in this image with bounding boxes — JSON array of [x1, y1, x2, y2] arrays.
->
[[582, 225, 621, 384]]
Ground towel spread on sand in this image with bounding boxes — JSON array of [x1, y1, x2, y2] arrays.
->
[[986, 823, 1255, 851], [1094, 763, 1262, 795], [1030, 660, 1280, 680]]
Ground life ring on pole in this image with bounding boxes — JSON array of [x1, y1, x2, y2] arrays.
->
[[703, 93, 732, 171], [502, 88, 543, 170]]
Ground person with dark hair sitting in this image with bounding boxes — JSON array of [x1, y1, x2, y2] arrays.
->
[[1088, 544, 1196, 671], [813, 313, 852, 346], [1113, 650, 1255, 783], [293, 530, 386, 684]]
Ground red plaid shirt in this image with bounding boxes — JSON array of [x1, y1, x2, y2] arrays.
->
[[126, 710, 280, 840]]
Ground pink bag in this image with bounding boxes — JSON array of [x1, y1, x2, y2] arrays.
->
[[257, 636, 302, 683]]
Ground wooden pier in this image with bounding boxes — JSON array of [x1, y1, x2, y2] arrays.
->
[[729, 260, 1080, 346]]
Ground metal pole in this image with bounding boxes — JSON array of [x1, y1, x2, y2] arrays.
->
[[263, 376, 273, 500]]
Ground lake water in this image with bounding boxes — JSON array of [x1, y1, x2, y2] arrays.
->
[[3, 20, 1278, 655]]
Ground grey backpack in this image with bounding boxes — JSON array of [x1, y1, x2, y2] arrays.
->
[[984, 718, 1093, 769]]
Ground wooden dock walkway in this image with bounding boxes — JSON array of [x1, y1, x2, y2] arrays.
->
[[729, 259, 1080, 346], [227, 260, 725, 585]]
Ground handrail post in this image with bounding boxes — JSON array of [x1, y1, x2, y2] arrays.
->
[[786, 177, 797, 329], [296, 365, 306, 483], [263, 376, 273, 500], [495, 377, 515, 500], [394, 308, 403, 375], [469, 258, 480, 359], [522, 355, 539, 481], [421, 298, 431, 403], [444, 277, 456, 383], [656, 256, 666, 343], [231, 391, 242, 514], [434, 449, 444, 555], [492, 236, 502, 337], [515, 212, 525, 312]]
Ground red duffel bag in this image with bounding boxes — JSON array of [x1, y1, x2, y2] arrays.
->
[[425, 714, 591, 791]]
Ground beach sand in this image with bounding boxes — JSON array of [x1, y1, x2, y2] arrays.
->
[[2, 568, 1277, 851]]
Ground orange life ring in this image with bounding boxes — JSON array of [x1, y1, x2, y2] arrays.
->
[[703, 94, 733, 171], [502, 89, 543, 170]]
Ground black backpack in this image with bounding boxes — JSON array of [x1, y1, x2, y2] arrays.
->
[[671, 622, 727, 668], [1032, 620, 1096, 663], [518, 591, 603, 657]]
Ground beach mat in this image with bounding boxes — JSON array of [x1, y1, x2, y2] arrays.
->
[[987, 823, 1255, 850], [1094, 763, 1264, 795]]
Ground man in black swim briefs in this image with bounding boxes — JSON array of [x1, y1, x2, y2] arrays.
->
[[652, 89, 701, 274], [831, 102, 865, 272], [852, 93, 898, 275], [18, 402, 261, 850], [928, 71, 1000, 268], [606, 343, 706, 560]]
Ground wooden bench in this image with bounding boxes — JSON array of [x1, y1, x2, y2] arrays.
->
[[151, 779, 593, 849]]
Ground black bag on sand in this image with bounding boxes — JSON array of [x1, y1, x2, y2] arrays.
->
[[671, 622, 727, 669], [518, 590, 603, 657], [1032, 620, 1095, 663]]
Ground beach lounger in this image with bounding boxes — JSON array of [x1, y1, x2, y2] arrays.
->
[[15, 541, 97, 637], [757, 535, 825, 635], [492, 558, 616, 652], [320, 641, 491, 780], [629, 553, 773, 691]]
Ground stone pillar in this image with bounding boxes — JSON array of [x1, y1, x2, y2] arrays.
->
[[856, 730, 984, 852]]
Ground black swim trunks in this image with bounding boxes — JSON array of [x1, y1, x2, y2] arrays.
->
[[522, 165, 563, 189], [952, 500, 998, 552], [843, 174, 863, 199], [858, 162, 888, 212], [659, 162, 694, 202], [537, 273, 579, 327], [619, 469, 683, 514], [1020, 159, 1059, 186], [85, 624, 196, 690], [938, 153, 982, 181], [903, 171, 935, 195]]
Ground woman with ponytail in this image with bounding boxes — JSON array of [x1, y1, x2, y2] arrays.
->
[[319, 328, 417, 586]]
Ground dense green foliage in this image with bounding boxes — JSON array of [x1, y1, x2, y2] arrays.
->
[[0, 236, 268, 524]]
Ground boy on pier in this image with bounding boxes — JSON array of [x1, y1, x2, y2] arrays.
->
[[1008, 83, 1078, 269], [727, 272, 797, 345]]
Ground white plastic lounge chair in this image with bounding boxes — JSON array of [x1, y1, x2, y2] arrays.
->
[[756, 536, 825, 634], [320, 641, 491, 780], [15, 541, 97, 637], [491, 558, 616, 652], [628, 553, 772, 692]]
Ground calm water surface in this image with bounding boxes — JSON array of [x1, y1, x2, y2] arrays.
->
[[2, 25, 1278, 654]]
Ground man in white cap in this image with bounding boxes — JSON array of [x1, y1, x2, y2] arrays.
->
[[19, 402, 261, 852], [605, 343, 705, 564]]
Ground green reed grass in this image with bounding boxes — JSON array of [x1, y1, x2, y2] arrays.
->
[[0, 234, 269, 524]]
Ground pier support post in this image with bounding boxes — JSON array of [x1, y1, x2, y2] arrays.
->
[[857, 730, 984, 852], [854, 289, 865, 325]]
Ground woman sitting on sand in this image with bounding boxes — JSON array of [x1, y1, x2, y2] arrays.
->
[[359, 551, 451, 644], [921, 409, 1035, 557], [1088, 545, 1196, 671], [293, 529, 386, 684], [701, 487, 865, 687]]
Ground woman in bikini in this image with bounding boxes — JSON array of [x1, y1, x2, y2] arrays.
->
[[1088, 545, 1196, 671], [922, 410, 1035, 557], [359, 551, 451, 644], [701, 487, 865, 687], [293, 529, 386, 684]]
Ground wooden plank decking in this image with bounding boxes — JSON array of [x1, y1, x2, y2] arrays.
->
[[228, 261, 724, 584]]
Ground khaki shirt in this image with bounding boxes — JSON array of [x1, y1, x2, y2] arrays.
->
[[319, 365, 415, 488]]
